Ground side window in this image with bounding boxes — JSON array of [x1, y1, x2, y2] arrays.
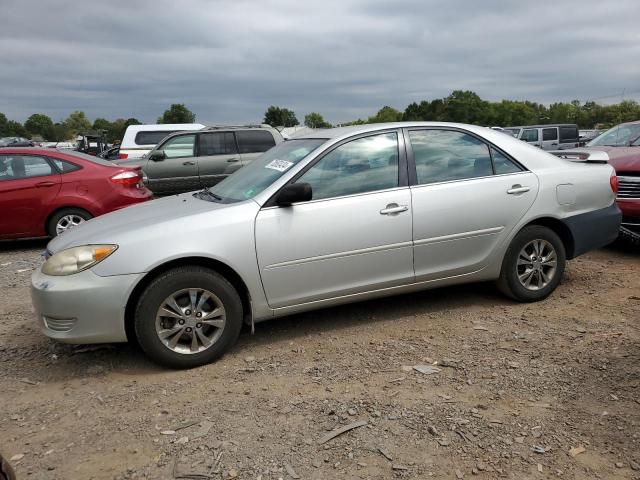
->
[[297, 132, 399, 200], [135, 131, 177, 146], [491, 148, 523, 174], [559, 126, 578, 142], [162, 134, 196, 158], [542, 128, 558, 141], [236, 130, 276, 154], [409, 130, 492, 185], [521, 129, 539, 142], [0, 155, 54, 180], [51, 158, 81, 173], [198, 132, 237, 156]]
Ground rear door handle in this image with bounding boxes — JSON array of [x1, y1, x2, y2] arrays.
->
[[227, 158, 239, 163], [507, 184, 530, 195], [380, 204, 408, 215], [182, 161, 196, 166], [36, 181, 56, 188]]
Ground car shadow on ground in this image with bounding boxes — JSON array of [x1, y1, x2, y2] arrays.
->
[[0, 237, 49, 251]]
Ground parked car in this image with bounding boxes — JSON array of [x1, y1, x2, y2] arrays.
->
[[504, 124, 580, 150], [116, 125, 284, 195], [31, 122, 620, 368], [582, 121, 640, 245], [0, 137, 35, 147], [119, 123, 205, 159], [0, 148, 152, 239]]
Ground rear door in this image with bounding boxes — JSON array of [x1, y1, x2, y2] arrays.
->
[[558, 125, 579, 149], [145, 133, 199, 194], [406, 128, 539, 281], [0, 154, 61, 237], [540, 127, 559, 150], [197, 132, 241, 188], [235, 130, 277, 166]]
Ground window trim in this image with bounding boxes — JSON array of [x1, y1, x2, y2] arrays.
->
[[0, 154, 59, 182], [403, 126, 527, 187], [263, 128, 408, 208]]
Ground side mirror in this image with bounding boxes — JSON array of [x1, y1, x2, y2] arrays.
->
[[149, 150, 166, 161], [276, 182, 312, 207]]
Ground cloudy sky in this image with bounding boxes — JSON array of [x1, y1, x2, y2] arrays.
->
[[1, 0, 639, 124]]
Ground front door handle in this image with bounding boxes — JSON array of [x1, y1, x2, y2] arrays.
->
[[182, 161, 196, 166], [227, 158, 239, 163], [380, 203, 408, 215], [507, 184, 530, 195], [36, 181, 56, 188]]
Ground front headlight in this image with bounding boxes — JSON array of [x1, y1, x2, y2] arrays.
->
[[42, 245, 118, 276]]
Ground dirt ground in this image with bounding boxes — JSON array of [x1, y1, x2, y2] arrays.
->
[[0, 240, 639, 480]]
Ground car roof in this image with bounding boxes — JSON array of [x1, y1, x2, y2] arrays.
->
[[505, 124, 578, 129], [294, 122, 503, 140]]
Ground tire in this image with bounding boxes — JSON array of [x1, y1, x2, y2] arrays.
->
[[497, 225, 566, 302], [47, 208, 92, 237], [618, 226, 640, 248], [134, 266, 243, 369]]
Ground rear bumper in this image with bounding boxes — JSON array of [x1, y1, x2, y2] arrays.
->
[[563, 203, 622, 258]]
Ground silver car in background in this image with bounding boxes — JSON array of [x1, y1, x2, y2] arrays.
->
[[31, 122, 621, 368]]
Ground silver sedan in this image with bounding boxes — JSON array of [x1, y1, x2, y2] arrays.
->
[[31, 123, 621, 368]]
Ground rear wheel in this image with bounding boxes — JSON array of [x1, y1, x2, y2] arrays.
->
[[497, 225, 566, 302], [134, 266, 243, 369], [47, 208, 92, 236]]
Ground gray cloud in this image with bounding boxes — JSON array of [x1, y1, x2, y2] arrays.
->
[[1, 0, 639, 124]]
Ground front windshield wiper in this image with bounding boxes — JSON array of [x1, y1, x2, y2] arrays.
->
[[195, 187, 223, 201]]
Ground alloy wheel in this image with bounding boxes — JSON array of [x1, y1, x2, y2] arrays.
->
[[154, 288, 226, 355], [55, 214, 86, 234], [516, 239, 557, 291]]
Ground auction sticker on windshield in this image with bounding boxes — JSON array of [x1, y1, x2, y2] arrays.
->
[[265, 159, 294, 172]]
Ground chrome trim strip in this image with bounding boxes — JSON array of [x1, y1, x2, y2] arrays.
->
[[414, 226, 504, 246]]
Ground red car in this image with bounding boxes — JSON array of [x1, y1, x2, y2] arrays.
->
[[0, 148, 152, 239], [585, 120, 640, 245]]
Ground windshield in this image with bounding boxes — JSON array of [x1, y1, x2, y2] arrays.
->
[[588, 123, 640, 147], [503, 128, 520, 137], [199, 138, 327, 203]]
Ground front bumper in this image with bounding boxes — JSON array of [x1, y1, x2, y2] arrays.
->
[[563, 203, 622, 258], [30, 268, 143, 344]]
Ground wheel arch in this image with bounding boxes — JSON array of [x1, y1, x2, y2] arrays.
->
[[124, 256, 252, 343], [45, 206, 95, 234], [520, 216, 575, 259]]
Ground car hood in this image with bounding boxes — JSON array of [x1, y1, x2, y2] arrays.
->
[[583, 146, 640, 172], [47, 193, 236, 253]]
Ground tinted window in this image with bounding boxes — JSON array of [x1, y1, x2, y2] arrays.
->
[[409, 130, 492, 185], [298, 132, 399, 200], [135, 131, 177, 146], [0, 155, 54, 180], [198, 132, 237, 156], [559, 126, 579, 142], [491, 148, 522, 174], [236, 130, 276, 154], [162, 134, 196, 158], [542, 128, 558, 141], [51, 158, 81, 173], [521, 129, 538, 142]]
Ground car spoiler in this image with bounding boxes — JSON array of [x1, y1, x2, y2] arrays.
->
[[549, 150, 609, 164]]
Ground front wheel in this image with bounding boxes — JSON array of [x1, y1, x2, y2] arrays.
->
[[134, 266, 243, 368], [497, 225, 566, 302], [48, 208, 92, 237]]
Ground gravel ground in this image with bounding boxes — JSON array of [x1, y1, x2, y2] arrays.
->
[[0, 239, 639, 480]]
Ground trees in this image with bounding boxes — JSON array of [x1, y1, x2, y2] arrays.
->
[[264, 106, 299, 127], [157, 104, 196, 124], [63, 111, 92, 136], [25, 114, 54, 138], [304, 112, 332, 128], [106, 118, 141, 143], [367, 106, 402, 123]]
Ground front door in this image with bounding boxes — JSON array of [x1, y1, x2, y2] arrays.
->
[[520, 128, 541, 148], [197, 132, 242, 188], [0, 154, 61, 237], [146, 133, 199, 194], [406, 128, 538, 281], [255, 131, 414, 308]]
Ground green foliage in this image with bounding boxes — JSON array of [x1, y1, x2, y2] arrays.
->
[[263, 106, 299, 127], [63, 111, 92, 136], [4, 120, 29, 138], [92, 118, 112, 132], [44, 123, 72, 142], [107, 118, 141, 143], [304, 112, 332, 128], [367, 106, 403, 123], [157, 104, 196, 124], [25, 113, 54, 138]]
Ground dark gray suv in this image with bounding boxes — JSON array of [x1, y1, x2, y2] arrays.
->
[[116, 125, 283, 195]]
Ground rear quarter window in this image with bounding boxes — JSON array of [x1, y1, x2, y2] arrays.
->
[[236, 130, 276, 154]]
